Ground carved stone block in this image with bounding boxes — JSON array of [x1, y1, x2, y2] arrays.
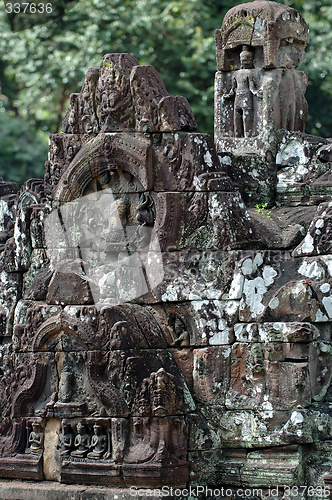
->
[[215, 2, 309, 72], [152, 133, 227, 192], [61, 53, 197, 135], [123, 415, 189, 487], [189, 406, 312, 450], [1, 3, 332, 489], [0, 454, 43, 481], [3, 207, 32, 273], [30, 205, 48, 250], [309, 342, 332, 402], [234, 322, 320, 343], [217, 153, 277, 207], [0, 193, 16, 251], [237, 252, 332, 323], [294, 202, 332, 257], [215, 69, 307, 149], [227, 341, 311, 410], [45, 134, 90, 198], [149, 250, 236, 304], [188, 449, 239, 487], [12, 302, 62, 352], [215, 1, 309, 162]]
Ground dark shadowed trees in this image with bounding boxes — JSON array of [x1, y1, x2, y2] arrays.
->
[[0, 0, 331, 184]]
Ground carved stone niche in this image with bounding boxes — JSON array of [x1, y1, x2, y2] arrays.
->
[[214, 1, 309, 157]]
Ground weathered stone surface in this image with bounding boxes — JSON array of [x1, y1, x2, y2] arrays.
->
[[293, 201, 332, 257], [22, 249, 50, 299], [218, 153, 278, 207], [275, 133, 332, 206], [229, 342, 311, 410], [2, 2, 332, 494], [152, 132, 231, 192], [215, 70, 307, 157], [234, 322, 320, 343], [3, 208, 32, 272], [188, 448, 231, 486], [0, 454, 43, 481], [247, 208, 306, 249], [241, 446, 305, 487], [309, 342, 332, 402], [13, 299, 62, 336], [44, 133, 90, 198], [215, 1, 309, 72], [169, 348, 194, 392], [188, 406, 313, 450], [43, 418, 61, 481], [153, 300, 237, 347], [1, 181, 46, 275], [0, 481, 180, 500], [193, 347, 231, 405], [0, 193, 16, 252], [30, 205, 48, 249], [215, 1, 309, 161], [151, 250, 237, 303], [235, 252, 332, 323], [17, 178, 45, 209]]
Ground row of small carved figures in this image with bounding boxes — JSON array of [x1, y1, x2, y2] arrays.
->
[[28, 421, 115, 460]]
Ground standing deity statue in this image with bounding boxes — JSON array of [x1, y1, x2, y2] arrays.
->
[[222, 46, 262, 138], [215, 1, 309, 153]]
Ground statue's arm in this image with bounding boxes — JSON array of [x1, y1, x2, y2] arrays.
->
[[249, 74, 263, 99], [222, 74, 236, 101]]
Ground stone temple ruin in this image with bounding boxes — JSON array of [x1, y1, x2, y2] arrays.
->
[[1, 0, 332, 496]]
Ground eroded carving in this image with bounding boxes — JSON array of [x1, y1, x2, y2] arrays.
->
[[222, 45, 262, 138], [214, 0, 309, 161]]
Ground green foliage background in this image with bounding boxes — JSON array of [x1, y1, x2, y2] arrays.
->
[[0, 0, 332, 185]]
